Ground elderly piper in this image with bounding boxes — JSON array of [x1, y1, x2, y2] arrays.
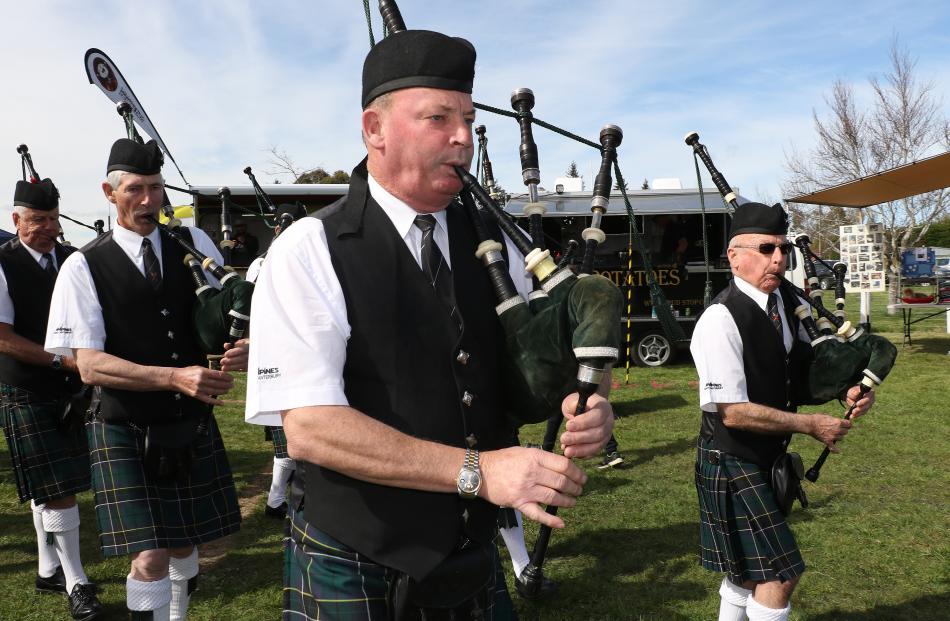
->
[[691, 202, 875, 621], [246, 26, 614, 621], [45, 138, 248, 621], [1, 174, 102, 620]]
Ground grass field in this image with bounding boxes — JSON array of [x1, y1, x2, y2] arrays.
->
[[1, 292, 947, 620]]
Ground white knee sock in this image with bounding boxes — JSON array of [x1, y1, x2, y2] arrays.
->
[[718, 576, 752, 621], [41, 504, 88, 593], [127, 575, 172, 621], [31, 500, 60, 578], [266, 457, 295, 508], [746, 595, 790, 621], [169, 548, 199, 621], [498, 511, 530, 578]]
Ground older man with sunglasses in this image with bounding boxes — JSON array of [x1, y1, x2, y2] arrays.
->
[[690, 202, 875, 621]]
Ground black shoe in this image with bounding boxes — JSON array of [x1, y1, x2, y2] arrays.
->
[[596, 451, 624, 470], [36, 566, 66, 595], [515, 571, 558, 599], [264, 502, 287, 519], [68, 582, 102, 620]]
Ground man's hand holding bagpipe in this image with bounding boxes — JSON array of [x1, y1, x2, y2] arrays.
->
[[844, 384, 876, 420], [557, 390, 614, 459], [219, 338, 249, 372], [167, 365, 234, 405], [810, 385, 875, 453]]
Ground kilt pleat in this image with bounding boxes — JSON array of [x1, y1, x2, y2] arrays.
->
[[269, 426, 289, 459], [1, 384, 91, 504], [86, 414, 240, 556], [283, 488, 515, 621], [695, 438, 805, 584]]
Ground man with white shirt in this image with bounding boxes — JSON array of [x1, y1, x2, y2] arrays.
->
[[246, 28, 614, 621], [690, 202, 875, 621], [46, 138, 245, 621], [0, 176, 101, 620]]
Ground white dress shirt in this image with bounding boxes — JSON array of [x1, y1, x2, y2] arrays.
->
[[245, 174, 535, 426], [690, 276, 810, 413], [44, 225, 224, 355], [0, 238, 59, 324]]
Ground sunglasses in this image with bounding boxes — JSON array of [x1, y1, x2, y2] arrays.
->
[[733, 242, 794, 256]]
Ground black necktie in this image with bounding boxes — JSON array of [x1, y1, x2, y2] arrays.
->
[[767, 292, 784, 339], [413, 215, 458, 327], [42, 253, 56, 277], [142, 238, 163, 292]]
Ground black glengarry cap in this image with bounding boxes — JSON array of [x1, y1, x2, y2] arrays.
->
[[107, 138, 164, 175], [14, 179, 60, 211], [729, 202, 789, 239], [362, 30, 475, 108], [274, 203, 307, 221]]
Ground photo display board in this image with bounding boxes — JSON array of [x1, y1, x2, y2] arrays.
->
[[839, 222, 886, 292]]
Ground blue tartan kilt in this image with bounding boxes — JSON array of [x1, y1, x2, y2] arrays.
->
[[86, 413, 241, 556], [695, 437, 805, 584], [268, 426, 289, 459], [1, 384, 91, 504], [283, 483, 516, 621]]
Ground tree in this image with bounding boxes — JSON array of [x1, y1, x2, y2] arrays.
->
[[565, 161, 580, 177], [613, 178, 630, 192], [265, 146, 350, 185], [921, 216, 950, 247], [783, 40, 950, 302]]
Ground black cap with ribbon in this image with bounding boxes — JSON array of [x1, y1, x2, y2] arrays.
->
[[107, 138, 164, 175], [361, 30, 476, 108], [729, 202, 789, 240], [13, 178, 60, 211]]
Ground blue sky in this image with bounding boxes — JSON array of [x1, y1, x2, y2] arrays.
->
[[3, 0, 950, 244]]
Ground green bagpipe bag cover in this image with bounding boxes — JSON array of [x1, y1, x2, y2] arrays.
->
[[192, 278, 255, 355], [500, 274, 622, 426], [795, 333, 897, 405]]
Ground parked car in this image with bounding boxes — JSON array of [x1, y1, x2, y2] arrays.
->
[[811, 259, 837, 290]]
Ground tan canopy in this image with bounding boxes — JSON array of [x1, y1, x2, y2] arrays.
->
[[786, 151, 950, 207]]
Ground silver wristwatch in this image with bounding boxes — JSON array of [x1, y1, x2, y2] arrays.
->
[[50, 354, 64, 371], [456, 448, 482, 499]]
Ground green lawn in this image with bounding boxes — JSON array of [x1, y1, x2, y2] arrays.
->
[[1, 292, 947, 620]]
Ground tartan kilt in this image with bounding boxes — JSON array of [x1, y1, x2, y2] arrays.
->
[[86, 413, 240, 556], [284, 486, 516, 621], [695, 437, 805, 584], [269, 426, 289, 459], [1, 384, 91, 504]]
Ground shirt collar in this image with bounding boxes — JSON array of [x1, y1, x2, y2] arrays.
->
[[113, 223, 162, 258], [734, 274, 782, 312], [17, 238, 49, 265], [367, 173, 448, 239]]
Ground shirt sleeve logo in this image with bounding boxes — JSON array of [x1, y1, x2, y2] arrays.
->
[[54, 326, 73, 335], [704, 382, 723, 390], [257, 367, 281, 380]]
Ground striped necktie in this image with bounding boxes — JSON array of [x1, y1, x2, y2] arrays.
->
[[413, 214, 458, 328], [142, 238, 163, 292]]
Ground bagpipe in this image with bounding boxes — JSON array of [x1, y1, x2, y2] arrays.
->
[[684, 131, 897, 482], [114, 102, 254, 356]]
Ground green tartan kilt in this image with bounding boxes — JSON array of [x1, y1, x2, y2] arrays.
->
[[695, 437, 805, 584], [86, 413, 241, 556], [1, 384, 91, 504], [283, 483, 516, 621], [268, 426, 289, 459]]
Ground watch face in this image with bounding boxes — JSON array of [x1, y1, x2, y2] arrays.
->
[[458, 469, 481, 494]]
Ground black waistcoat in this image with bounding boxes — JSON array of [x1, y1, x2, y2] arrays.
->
[[701, 279, 812, 467], [0, 239, 80, 396], [303, 161, 510, 580], [82, 229, 207, 424]]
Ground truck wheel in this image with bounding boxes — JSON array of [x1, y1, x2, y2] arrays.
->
[[633, 331, 674, 367]]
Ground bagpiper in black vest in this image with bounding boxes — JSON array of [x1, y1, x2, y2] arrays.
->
[[302, 160, 513, 581], [700, 278, 814, 468], [81, 228, 207, 424], [0, 238, 80, 397]]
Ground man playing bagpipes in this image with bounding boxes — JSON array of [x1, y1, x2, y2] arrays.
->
[[0, 173, 102, 620], [245, 27, 615, 621], [691, 202, 876, 621], [245, 203, 307, 519], [44, 138, 248, 621]]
